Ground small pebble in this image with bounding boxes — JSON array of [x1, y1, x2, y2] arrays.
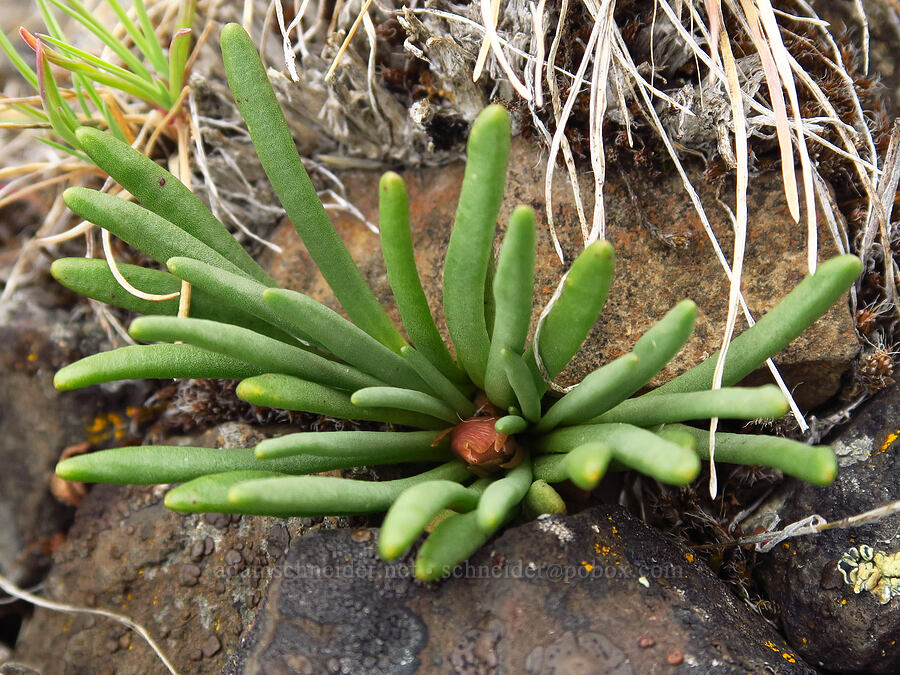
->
[[205, 513, 230, 529], [203, 536, 215, 556], [118, 633, 131, 650], [201, 634, 221, 658], [188, 648, 203, 662], [350, 529, 372, 542], [124, 525, 135, 535], [285, 654, 313, 673], [190, 540, 206, 562], [224, 550, 242, 566], [180, 564, 201, 586], [666, 649, 684, 666], [105, 640, 119, 654], [638, 636, 655, 649]]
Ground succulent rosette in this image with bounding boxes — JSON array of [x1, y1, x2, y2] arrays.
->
[[52, 24, 860, 580]]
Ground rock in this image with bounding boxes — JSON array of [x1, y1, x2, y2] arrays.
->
[[0, 664, 41, 675], [11, 479, 283, 674], [0, 286, 147, 588], [8, 423, 337, 674], [262, 138, 857, 409], [756, 383, 900, 672], [226, 505, 814, 674]]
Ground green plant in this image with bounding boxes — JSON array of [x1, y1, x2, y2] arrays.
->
[[52, 23, 861, 581], [1, 0, 195, 158]]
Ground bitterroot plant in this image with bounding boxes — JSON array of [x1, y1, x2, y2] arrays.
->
[[53, 24, 861, 580]]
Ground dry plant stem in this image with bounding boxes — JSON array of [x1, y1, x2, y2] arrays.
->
[[612, 10, 808, 431], [585, 0, 616, 245], [325, 0, 374, 82], [707, 27, 749, 499], [0, 572, 176, 674], [477, 0, 531, 100], [473, 0, 501, 81]]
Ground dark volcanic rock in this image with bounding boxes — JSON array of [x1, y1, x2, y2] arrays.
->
[[11, 424, 309, 675], [226, 505, 813, 674], [756, 383, 900, 672], [0, 286, 146, 588]]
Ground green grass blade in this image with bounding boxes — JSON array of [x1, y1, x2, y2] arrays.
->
[[484, 206, 536, 410], [36, 43, 80, 148], [220, 23, 404, 351], [524, 240, 615, 395], [63, 188, 252, 279], [131, 0, 170, 74], [35, 135, 89, 162], [262, 288, 423, 391], [54, 343, 262, 390], [591, 385, 789, 426], [226, 461, 471, 516], [36, 34, 160, 95], [130, 316, 380, 392], [255, 430, 450, 461], [647, 255, 862, 396], [351, 387, 460, 424], [476, 453, 532, 532], [56, 445, 389, 485], [168, 27, 192, 103], [442, 105, 511, 388], [0, 26, 38, 88], [74, 127, 275, 285], [45, 0, 152, 80], [380, 480, 480, 560], [378, 171, 463, 380], [664, 424, 838, 485], [401, 346, 475, 417], [535, 423, 700, 485], [236, 374, 447, 429]]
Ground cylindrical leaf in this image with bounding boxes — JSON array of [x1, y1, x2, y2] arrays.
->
[[443, 105, 511, 388], [524, 240, 615, 394], [54, 343, 262, 390], [130, 316, 379, 392], [227, 461, 471, 515], [591, 385, 789, 426], [236, 374, 447, 429], [74, 126, 275, 285], [379, 172, 463, 381], [484, 206, 536, 409], [220, 23, 405, 352], [379, 480, 480, 561], [645, 255, 862, 396]]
